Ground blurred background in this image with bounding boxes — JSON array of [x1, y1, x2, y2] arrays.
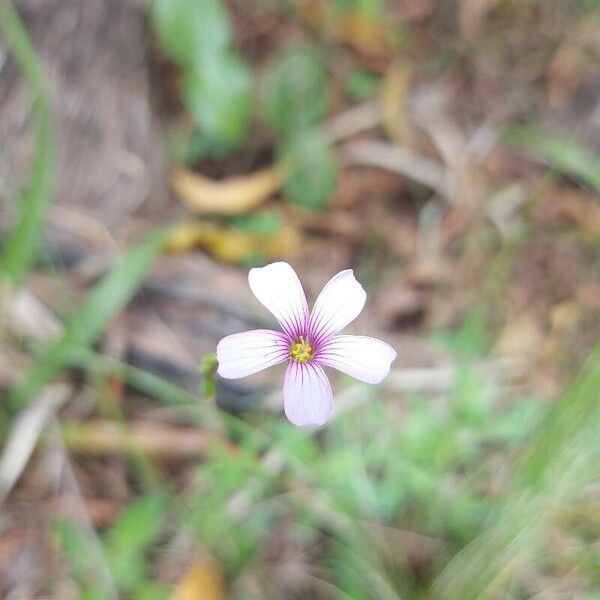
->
[[1, 0, 599, 598]]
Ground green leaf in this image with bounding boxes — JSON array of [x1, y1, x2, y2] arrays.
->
[[486, 398, 545, 444], [453, 363, 491, 428], [54, 519, 114, 600], [230, 209, 282, 236], [10, 228, 167, 409], [504, 126, 600, 193], [435, 310, 488, 359], [151, 0, 252, 152], [332, 0, 385, 16], [262, 46, 328, 138], [182, 55, 252, 151], [137, 582, 170, 600], [0, 1, 55, 287], [345, 69, 379, 101], [281, 133, 337, 210], [104, 493, 168, 591], [151, 0, 231, 67]]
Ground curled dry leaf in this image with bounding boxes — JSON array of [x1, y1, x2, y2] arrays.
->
[[165, 221, 301, 263], [171, 165, 283, 215], [171, 558, 224, 600]]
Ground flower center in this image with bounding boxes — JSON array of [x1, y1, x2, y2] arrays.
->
[[289, 336, 314, 363]]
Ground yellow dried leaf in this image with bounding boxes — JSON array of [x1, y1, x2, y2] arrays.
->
[[494, 313, 543, 370], [297, 0, 390, 56], [172, 165, 283, 215], [380, 62, 412, 145], [342, 12, 390, 56], [165, 221, 301, 263], [171, 558, 224, 600]]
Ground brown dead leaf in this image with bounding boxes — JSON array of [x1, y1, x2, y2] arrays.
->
[[533, 188, 600, 238], [284, 201, 363, 241], [395, 0, 434, 22], [374, 277, 425, 331], [171, 558, 224, 600], [546, 24, 590, 109], [171, 165, 283, 215], [165, 221, 301, 263], [329, 167, 407, 208], [458, 0, 501, 40]]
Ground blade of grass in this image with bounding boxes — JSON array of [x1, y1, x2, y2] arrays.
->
[[504, 126, 600, 193], [0, 0, 55, 286], [66, 347, 261, 442], [433, 340, 600, 599], [9, 229, 167, 409]]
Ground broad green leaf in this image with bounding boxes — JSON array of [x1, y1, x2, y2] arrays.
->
[[262, 46, 328, 138], [151, 0, 231, 67], [281, 133, 337, 210], [0, 1, 55, 286], [230, 209, 282, 236], [504, 126, 600, 193], [10, 228, 167, 409], [151, 0, 252, 152], [182, 55, 252, 151]]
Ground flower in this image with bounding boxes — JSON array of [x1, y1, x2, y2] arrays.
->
[[216, 262, 396, 426]]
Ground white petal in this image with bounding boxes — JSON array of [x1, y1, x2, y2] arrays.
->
[[217, 330, 289, 379], [308, 270, 366, 342], [248, 262, 309, 339], [317, 335, 396, 384], [283, 362, 333, 426]]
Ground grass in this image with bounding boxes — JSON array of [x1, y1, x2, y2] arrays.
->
[[0, 0, 55, 287], [9, 228, 168, 410], [434, 341, 600, 599], [53, 330, 600, 598], [1, 0, 599, 597], [504, 126, 600, 194]]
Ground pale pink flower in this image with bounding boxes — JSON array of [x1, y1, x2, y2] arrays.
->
[[216, 262, 396, 426]]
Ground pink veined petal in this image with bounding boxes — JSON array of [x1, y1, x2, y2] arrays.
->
[[308, 270, 366, 343], [283, 361, 333, 426], [217, 330, 289, 379], [317, 335, 396, 384], [248, 262, 309, 340]]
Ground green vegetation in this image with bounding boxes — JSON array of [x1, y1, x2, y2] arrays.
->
[[1, 0, 599, 597], [0, 0, 55, 286]]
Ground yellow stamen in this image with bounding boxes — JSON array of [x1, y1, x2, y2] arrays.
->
[[290, 336, 314, 363]]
